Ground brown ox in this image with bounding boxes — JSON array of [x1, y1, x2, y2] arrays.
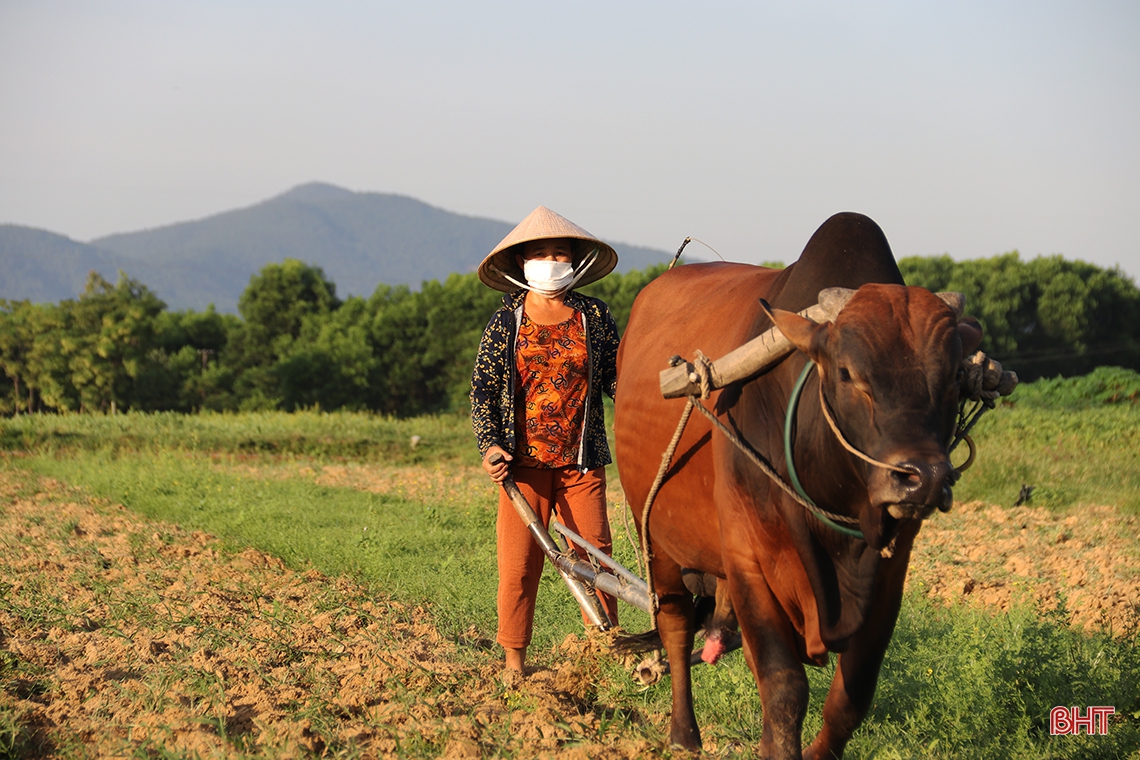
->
[[614, 213, 983, 758]]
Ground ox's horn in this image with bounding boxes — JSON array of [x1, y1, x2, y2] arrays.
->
[[818, 287, 856, 317], [936, 292, 966, 318]]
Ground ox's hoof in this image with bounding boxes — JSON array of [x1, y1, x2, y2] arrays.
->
[[669, 730, 702, 754]]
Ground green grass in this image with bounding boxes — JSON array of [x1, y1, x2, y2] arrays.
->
[[950, 366, 1140, 512], [858, 594, 1140, 758], [3, 373, 1138, 514], [0, 409, 473, 463], [953, 402, 1140, 512], [1013, 366, 1140, 408]]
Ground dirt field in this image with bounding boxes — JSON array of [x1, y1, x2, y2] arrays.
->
[[1, 463, 1138, 758]]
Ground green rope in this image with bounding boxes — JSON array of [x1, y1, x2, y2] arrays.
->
[[784, 361, 865, 539]]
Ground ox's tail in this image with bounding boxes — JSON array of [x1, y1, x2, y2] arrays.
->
[[611, 628, 663, 655], [610, 592, 729, 655], [612, 575, 744, 667]]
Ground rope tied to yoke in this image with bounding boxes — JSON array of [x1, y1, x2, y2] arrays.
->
[[692, 350, 715, 399], [635, 361, 695, 678], [639, 359, 698, 619]]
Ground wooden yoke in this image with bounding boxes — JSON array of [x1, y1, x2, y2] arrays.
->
[[659, 287, 854, 399]]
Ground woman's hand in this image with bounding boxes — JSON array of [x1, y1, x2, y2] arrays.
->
[[482, 446, 513, 483]]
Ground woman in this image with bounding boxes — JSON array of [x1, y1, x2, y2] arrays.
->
[[471, 206, 621, 673]]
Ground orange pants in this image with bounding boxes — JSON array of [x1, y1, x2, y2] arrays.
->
[[496, 466, 619, 649]]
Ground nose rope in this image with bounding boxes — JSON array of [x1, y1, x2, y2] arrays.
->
[[813, 367, 913, 476]]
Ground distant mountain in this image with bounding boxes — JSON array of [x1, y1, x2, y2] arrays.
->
[[0, 183, 674, 311], [0, 226, 152, 303]]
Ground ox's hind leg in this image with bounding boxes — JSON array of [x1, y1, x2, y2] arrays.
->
[[651, 555, 702, 750]]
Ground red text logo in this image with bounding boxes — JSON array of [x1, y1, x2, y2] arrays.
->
[[1050, 706, 1114, 736]]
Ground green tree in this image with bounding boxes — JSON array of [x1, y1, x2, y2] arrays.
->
[[363, 283, 433, 416], [132, 306, 241, 412], [230, 260, 342, 408], [0, 300, 36, 413], [238, 259, 340, 349], [62, 272, 166, 412], [26, 301, 80, 412], [899, 252, 1140, 380], [419, 274, 504, 412], [274, 297, 377, 411]]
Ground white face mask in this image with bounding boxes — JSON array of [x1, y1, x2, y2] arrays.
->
[[522, 259, 574, 297], [494, 246, 601, 297]]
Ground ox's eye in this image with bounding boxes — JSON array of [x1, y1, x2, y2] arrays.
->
[[838, 366, 852, 383], [956, 367, 965, 383]]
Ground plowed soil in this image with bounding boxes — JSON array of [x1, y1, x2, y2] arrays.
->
[[1, 463, 1137, 758]]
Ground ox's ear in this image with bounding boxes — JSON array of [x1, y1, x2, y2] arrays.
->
[[759, 298, 824, 355], [958, 315, 983, 355]]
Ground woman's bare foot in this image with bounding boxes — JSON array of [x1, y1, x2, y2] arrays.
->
[[504, 646, 527, 673]]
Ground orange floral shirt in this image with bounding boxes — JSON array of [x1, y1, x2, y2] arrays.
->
[[514, 311, 589, 468]]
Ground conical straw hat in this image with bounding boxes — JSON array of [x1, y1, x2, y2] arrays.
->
[[478, 206, 618, 292]]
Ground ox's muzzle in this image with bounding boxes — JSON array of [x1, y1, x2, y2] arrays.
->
[[882, 459, 956, 520]]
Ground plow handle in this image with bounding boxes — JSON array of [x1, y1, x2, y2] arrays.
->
[[488, 453, 613, 629]]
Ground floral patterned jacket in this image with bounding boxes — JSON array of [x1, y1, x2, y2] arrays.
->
[[471, 289, 620, 471]]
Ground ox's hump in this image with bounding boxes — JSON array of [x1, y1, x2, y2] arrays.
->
[[772, 213, 904, 313]]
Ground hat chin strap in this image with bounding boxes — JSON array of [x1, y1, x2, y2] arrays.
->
[[566, 248, 600, 290], [495, 247, 600, 298]]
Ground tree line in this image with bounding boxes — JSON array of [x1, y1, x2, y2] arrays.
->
[[1, 252, 1137, 416], [0, 261, 668, 416], [897, 252, 1140, 379]]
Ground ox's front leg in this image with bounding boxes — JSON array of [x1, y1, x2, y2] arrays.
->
[[652, 556, 702, 750], [729, 572, 810, 760], [804, 558, 910, 760]]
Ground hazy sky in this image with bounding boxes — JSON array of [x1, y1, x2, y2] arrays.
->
[[2, 1, 1138, 280]]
